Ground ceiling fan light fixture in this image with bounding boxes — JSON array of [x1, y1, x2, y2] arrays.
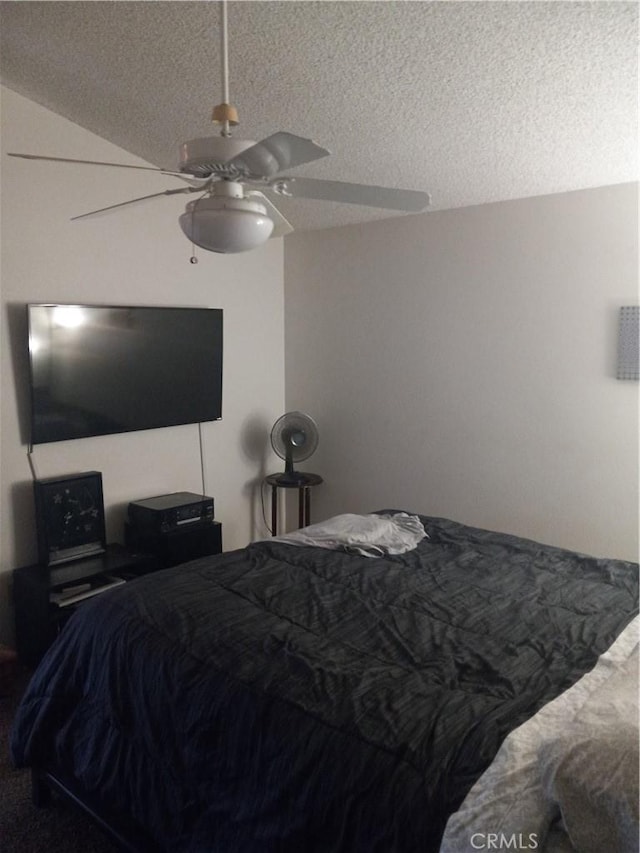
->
[[179, 196, 274, 254]]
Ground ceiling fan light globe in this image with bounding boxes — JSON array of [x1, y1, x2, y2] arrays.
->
[[179, 197, 274, 254]]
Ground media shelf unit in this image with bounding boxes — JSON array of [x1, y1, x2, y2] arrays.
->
[[125, 520, 222, 569], [13, 544, 159, 668]]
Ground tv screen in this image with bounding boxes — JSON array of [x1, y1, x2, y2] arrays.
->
[[27, 304, 223, 444]]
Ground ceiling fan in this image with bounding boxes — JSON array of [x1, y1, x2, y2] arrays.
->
[[7, 1, 431, 255]]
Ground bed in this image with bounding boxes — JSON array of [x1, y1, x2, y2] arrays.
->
[[10, 512, 639, 852]]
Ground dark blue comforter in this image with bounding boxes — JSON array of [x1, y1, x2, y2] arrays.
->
[[11, 515, 639, 852]]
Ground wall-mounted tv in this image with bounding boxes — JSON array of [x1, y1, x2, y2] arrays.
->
[[27, 304, 223, 445]]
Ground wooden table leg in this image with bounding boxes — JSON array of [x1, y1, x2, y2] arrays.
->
[[298, 487, 305, 529]]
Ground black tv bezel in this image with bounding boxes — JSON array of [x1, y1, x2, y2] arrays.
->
[[27, 302, 223, 445]]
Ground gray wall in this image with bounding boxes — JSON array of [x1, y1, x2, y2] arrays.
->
[[284, 184, 639, 561]]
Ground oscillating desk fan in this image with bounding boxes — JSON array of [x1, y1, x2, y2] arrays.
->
[[270, 411, 319, 486]]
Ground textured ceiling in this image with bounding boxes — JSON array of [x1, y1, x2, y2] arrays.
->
[[0, 1, 637, 232]]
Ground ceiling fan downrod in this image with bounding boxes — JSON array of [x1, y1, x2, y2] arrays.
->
[[211, 0, 238, 136]]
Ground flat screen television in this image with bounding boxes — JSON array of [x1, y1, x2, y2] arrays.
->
[[27, 304, 223, 445]]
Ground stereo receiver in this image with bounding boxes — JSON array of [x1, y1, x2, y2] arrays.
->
[[128, 492, 214, 534]]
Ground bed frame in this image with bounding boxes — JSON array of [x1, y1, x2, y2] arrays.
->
[[32, 766, 162, 852]]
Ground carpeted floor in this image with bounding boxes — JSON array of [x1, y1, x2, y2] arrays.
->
[[0, 667, 119, 852]]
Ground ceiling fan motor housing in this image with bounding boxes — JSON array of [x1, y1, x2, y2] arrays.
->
[[179, 136, 256, 177]]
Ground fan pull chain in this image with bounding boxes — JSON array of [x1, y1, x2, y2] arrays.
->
[[189, 201, 198, 263], [188, 191, 209, 263]]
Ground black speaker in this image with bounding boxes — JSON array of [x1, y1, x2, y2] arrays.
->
[[125, 520, 222, 569], [34, 472, 106, 566]]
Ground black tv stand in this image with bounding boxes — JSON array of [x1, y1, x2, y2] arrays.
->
[[13, 543, 159, 668]]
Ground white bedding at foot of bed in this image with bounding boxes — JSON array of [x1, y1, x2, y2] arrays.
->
[[440, 615, 639, 853]]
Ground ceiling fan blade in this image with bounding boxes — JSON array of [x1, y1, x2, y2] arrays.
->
[[246, 190, 294, 238], [227, 133, 330, 179], [71, 187, 200, 221], [269, 176, 431, 212], [8, 152, 194, 181]]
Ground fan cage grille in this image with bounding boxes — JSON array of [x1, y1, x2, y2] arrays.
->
[[271, 412, 319, 463]]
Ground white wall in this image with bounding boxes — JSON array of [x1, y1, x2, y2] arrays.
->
[[2, 88, 636, 654], [285, 184, 639, 562], [0, 87, 285, 645]]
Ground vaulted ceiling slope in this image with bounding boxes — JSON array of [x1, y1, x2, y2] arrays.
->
[[1, 1, 637, 232]]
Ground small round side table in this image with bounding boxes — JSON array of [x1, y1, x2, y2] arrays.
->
[[265, 473, 323, 536]]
